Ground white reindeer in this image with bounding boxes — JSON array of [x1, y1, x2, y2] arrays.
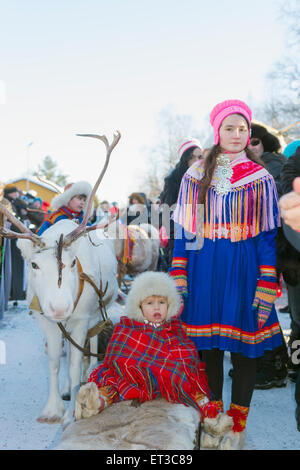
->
[[0, 131, 121, 425]]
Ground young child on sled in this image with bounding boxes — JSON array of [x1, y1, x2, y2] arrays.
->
[[75, 271, 230, 433]]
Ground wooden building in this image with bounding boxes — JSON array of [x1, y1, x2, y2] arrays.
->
[[6, 176, 62, 204]]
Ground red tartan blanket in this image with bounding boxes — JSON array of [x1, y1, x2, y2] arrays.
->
[[88, 316, 211, 411]]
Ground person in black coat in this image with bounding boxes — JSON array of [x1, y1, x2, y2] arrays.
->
[[158, 138, 203, 270], [27, 197, 46, 232], [246, 125, 289, 389], [279, 145, 300, 373], [3, 185, 29, 302], [248, 123, 287, 198], [0, 184, 12, 318], [279, 150, 300, 430]]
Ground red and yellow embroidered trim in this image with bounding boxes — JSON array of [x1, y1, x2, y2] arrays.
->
[[181, 322, 281, 345], [226, 403, 249, 432]]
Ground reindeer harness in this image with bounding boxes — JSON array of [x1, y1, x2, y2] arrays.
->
[[29, 235, 112, 359]]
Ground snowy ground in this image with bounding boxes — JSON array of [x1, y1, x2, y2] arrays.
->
[[0, 291, 299, 451]]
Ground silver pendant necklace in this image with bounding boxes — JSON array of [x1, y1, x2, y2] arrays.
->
[[215, 154, 233, 195], [144, 319, 165, 328]]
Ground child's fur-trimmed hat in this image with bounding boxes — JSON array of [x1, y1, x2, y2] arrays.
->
[[125, 271, 182, 322], [51, 181, 93, 213]]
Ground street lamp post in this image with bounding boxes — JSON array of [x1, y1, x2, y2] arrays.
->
[[26, 142, 34, 192]]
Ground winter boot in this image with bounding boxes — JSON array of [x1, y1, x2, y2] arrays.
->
[[254, 348, 287, 389], [279, 304, 290, 313], [219, 403, 249, 450], [287, 359, 299, 382], [296, 405, 300, 432], [200, 400, 233, 449]]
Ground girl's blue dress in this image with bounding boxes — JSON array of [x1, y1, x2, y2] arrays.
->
[[171, 153, 283, 358], [173, 229, 282, 358]]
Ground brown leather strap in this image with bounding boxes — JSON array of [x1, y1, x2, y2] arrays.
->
[[72, 257, 85, 312], [57, 321, 106, 359], [79, 272, 108, 322], [86, 319, 113, 340], [33, 256, 111, 358], [58, 258, 112, 358]]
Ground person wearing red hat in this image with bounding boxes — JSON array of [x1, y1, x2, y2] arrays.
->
[[169, 99, 282, 449]]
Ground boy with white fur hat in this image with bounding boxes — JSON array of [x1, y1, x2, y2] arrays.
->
[[75, 272, 221, 428], [37, 180, 93, 235]]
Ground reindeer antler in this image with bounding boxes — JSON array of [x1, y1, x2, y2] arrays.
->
[[0, 202, 44, 247], [36, 172, 63, 194], [62, 130, 121, 248]]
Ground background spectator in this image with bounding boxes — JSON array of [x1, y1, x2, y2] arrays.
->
[[3, 184, 27, 302]]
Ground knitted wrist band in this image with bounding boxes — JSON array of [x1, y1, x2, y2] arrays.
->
[[169, 257, 188, 295], [256, 279, 278, 290], [259, 265, 277, 279]]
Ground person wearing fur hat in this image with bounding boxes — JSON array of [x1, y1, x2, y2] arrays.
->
[[170, 99, 283, 449], [37, 181, 92, 235], [75, 272, 221, 428], [159, 138, 203, 269], [4, 184, 29, 221], [248, 123, 287, 198], [126, 192, 150, 226]]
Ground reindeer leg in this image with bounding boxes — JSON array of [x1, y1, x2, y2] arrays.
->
[[34, 313, 65, 423], [61, 322, 88, 427], [87, 335, 98, 377], [61, 342, 71, 401]]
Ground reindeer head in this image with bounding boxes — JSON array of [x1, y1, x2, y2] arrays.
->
[[17, 220, 83, 321]]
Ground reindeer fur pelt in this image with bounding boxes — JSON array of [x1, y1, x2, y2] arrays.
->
[[55, 398, 200, 450]]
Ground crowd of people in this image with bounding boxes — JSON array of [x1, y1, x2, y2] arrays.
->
[[0, 183, 51, 316], [1, 98, 300, 450]]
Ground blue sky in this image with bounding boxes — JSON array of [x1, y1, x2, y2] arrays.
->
[[0, 0, 286, 203]]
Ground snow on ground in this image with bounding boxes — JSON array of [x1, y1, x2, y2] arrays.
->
[[0, 291, 300, 450]]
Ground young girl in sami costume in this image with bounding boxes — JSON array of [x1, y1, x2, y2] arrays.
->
[[75, 272, 219, 425], [169, 99, 283, 450]]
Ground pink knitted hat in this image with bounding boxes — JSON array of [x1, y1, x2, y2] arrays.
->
[[178, 138, 202, 160], [209, 99, 252, 145]]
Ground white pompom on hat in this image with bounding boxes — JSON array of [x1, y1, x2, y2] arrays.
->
[[125, 271, 182, 323], [178, 138, 203, 160], [51, 181, 93, 214]]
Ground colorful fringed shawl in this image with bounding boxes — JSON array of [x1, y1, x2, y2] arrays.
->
[[173, 152, 281, 241], [88, 316, 210, 410]]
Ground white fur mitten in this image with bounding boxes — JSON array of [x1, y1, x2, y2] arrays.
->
[[74, 382, 104, 421], [200, 413, 234, 449]]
